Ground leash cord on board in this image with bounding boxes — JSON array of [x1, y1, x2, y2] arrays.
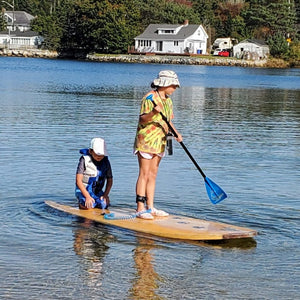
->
[[104, 209, 151, 220]]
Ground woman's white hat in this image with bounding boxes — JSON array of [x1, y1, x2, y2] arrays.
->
[[152, 70, 180, 88], [90, 138, 108, 156]]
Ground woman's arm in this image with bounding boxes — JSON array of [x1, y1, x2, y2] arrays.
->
[[139, 104, 161, 124]]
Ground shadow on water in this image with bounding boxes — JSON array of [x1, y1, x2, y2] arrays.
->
[[200, 237, 257, 249]]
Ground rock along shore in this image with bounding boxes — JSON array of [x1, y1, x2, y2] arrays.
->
[[0, 48, 292, 68], [0, 48, 58, 58], [86, 53, 271, 68]]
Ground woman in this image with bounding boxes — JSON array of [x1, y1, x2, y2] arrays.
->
[[134, 70, 182, 219]]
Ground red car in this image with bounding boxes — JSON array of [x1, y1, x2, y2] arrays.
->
[[218, 50, 230, 57]]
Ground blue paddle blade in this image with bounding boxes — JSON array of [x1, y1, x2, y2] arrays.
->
[[204, 177, 227, 204]]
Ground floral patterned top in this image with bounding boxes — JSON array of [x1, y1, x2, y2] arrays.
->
[[134, 90, 173, 154]]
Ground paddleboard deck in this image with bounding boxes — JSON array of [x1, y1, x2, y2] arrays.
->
[[45, 201, 257, 241]]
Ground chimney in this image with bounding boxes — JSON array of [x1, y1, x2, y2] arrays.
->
[[183, 20, 189, 26]]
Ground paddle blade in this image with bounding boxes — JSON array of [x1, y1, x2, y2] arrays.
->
[[204, 177, 227, 204]]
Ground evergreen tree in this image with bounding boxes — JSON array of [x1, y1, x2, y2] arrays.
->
[[0, 9, 6, 31], [23, 0, 300, 58]]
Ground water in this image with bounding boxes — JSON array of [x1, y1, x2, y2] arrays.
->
[[0, 57, 299, 299]]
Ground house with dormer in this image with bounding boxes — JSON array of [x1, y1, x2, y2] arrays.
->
[[3, 11, 35, 32], [0, 10, 43, 49], [133, 20, 208, 55]]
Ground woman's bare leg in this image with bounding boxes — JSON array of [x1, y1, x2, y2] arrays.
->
[[136, 153, 161, 212]]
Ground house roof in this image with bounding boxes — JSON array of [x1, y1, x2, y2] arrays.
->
[[135, 24, 206, 40], [238, 39, 268, 46], [0, 29, 40, 37], [4, 11, 35, 26]]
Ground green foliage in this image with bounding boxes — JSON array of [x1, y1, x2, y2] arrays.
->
[[267, 31, 290, 57], [15, 0, 300, 59], [289, 41, 300, 60], [0, 10, 6, 31], [244, 0, 297, 39], [192, 0, 218, 26], [31, 14, 62, 50]]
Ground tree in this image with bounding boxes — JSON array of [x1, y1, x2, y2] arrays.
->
[[267, 31, 290, 57], [0, 9, 7, 31], [31, 0, 71, 50], [244, 0, 297, 39], [26, 0, 299, 59], [244, 0, 297, 56], [214, 1, 247, 38]]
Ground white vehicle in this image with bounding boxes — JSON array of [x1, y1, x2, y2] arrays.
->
[[213, 48, 222, 56], [212, 38, 236, 55]]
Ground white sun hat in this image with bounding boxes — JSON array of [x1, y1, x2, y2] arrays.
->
[[151, 70, 180, 88], [90, 138, 108, 156]]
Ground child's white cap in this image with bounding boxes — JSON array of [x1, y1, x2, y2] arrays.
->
[[90, 138, 108, 156]]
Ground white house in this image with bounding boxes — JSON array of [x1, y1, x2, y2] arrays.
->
[[0, 29, 43, 49], [0, 11, 43, 49], [133, 20, 208, 55], [233, 39, 269, 60]]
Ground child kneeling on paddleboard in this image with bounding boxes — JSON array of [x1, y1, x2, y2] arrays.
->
[[75, 138, 113, 209], [134, 70, 182, 220]]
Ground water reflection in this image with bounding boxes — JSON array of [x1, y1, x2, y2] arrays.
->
[[129, 237, 162, 300], [72, 219, 162, 298], [72, 217, 258, 298], [73, 219, 115, 289]]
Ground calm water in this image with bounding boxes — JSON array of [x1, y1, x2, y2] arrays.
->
[[0, 57, 299, 299]]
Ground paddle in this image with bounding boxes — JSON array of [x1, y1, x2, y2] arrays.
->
[[147, 95, 227, 204]]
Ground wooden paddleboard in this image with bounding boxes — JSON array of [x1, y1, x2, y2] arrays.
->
[[45, 201, 257, 241]]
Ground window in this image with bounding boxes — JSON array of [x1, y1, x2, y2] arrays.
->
[[174, 41, 178, 46], [138, 40, 152, 47], [159, 29, 175, 34]]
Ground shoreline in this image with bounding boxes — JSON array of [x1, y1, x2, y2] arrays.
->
[[87, 53, 271, 67], [0, 48, 296, 68]]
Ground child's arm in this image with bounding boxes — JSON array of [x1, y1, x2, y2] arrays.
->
[[76, 173, 95, 209], [103, 177, 113, 206]]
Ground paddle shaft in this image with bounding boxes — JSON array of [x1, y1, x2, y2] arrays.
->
[[151, 99, 207, 179]]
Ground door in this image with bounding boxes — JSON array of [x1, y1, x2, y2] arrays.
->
[[156, 41, 163, 52]]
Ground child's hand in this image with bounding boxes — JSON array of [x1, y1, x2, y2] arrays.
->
[[103, 195, 110, 207], [85, 195, 95, 208]]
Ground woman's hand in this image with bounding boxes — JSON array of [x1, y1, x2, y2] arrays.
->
[[153, 104, 162, 113], [175, 132, 183, 143]]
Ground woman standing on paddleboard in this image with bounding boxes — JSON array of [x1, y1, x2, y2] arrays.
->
[[134, 70, 182, 220]]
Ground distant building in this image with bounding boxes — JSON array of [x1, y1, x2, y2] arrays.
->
[[0, 29, 43, 49], [233, 39, 269, 60], [0, 10, 43, 49], [132, 20, 208, 55], [4, 10, 35, 32]]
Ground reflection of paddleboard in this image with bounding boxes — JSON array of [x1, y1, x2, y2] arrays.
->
[[45, 201, 257, 241]]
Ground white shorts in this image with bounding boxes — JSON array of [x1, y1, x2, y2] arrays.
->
[[135, 150, 165, 160]]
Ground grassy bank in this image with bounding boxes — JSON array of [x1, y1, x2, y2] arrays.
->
[[87, 53, 297, 68]]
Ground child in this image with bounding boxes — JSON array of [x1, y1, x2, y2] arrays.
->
[[75, 138, 113, 209], [134, 70, 182, 219]]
